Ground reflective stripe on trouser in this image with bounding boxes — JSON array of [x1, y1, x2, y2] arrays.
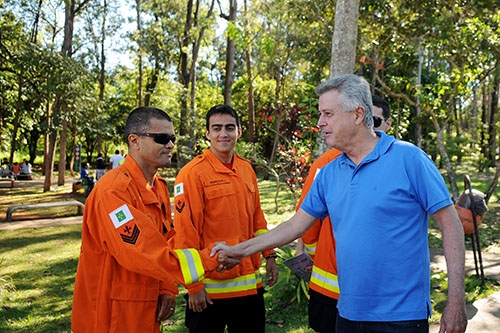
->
[[174, 249, 205, 285]]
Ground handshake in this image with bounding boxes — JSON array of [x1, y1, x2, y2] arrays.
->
[[211, 242, 242, 272]]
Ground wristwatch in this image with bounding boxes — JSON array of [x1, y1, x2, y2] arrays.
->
[[266, 253, 278, 259]]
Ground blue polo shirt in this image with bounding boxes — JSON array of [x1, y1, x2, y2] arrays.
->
[[301, 131, 452, 321]]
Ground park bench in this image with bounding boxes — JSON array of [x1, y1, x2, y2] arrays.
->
[[0, 178, 15, 188], [5, 200, 84, 222]]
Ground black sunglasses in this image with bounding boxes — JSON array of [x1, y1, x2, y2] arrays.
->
[[373, 116, 385, 128], [134, 133, 176, 145]]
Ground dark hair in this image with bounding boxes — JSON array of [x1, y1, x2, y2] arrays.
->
[[205, 105, 240, 130], [372, 95, 391, 119], [124, 106, 173, 143]]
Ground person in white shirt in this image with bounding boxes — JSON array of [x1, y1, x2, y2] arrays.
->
[[109, 150, 124, 169]]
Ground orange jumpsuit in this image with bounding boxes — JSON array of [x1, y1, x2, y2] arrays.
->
[[71, 156, 219, 333], [299, 148, 342, 299], [173, 149, 275, 299]]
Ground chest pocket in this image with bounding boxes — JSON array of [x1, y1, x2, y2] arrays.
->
[[203, 180, 236, 222]]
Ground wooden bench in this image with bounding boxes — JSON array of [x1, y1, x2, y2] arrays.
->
[[5, 200, 85, 222], [0, 178, 15, 188]]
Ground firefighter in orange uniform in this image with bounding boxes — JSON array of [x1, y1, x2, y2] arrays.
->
[[297, 148, 342, 332], [173, 105, 279, 333], [71, 106, 237, 333], [296, 95, 392, 332]]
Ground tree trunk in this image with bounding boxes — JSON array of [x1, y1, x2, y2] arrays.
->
[[178, 0, 193, 138], [135, 0, 143, 106], [429, 112, 459, 199], [330, 0, 360, 77], [487, 76, 498, 167], [44, 96, 60, 192], [223, 0, 237, 105], [58, 116, 68, 186], [97, 0, 107, 153], [244, 0, 255, 143], [177, 0, 215, 168], [10, 73, 23, 164], [415, 44, 423, 148], [480, 83, 489, 164]]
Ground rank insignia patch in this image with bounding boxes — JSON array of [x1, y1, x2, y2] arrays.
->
[[109, 204, 134, 229], [175, 199, 185, 213], [120, 224, 140, 245]]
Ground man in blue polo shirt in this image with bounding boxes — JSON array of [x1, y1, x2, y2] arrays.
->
[[213, 74, 467, 333]]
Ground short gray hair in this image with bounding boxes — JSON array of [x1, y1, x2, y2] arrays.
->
[[315, 74, 373, 128]]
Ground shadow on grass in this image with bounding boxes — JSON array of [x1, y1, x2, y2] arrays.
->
[[0, 224, 81, 332], [0, 228, 82, 254]]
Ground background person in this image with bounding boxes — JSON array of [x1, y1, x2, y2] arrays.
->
[[20, 158, 32, 175], [80, 163, 89, 180], [0, 158, 11, 177], [371, 94, 392, 131], [11, 162, 20, 179], [109, 149, 124, 169], [173, 104, 279, 333], [71, 106, 237, 333], [95, 152, 106, 180], [214, 74, 467, 333]]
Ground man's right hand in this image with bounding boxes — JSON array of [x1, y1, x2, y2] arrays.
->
[[212, 242, 241, 272], [188, 289, 212, 312]]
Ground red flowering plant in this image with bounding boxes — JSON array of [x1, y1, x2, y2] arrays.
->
[[256, 102, 320, 206]]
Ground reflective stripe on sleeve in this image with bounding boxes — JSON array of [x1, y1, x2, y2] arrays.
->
[[304, 242, 317, 256], [310, 265, 339, 294], [174, 249, 205, 285], [254, 229, 268, 237]]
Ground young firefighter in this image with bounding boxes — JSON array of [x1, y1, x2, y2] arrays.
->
[[173, 105, 279, 333]]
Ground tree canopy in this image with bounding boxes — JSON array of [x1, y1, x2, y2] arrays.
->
[[1, 0, 499, 198]]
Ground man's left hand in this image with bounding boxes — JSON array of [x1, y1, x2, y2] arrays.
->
[[157, 294, 176, 322], [439, 302, 467, 333], [265, 257, 279, 287]]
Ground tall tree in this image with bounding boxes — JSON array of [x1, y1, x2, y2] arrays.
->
[[177, 0, 216, 167], [220, 0, 237, 105], [330, 0, 360, 77], [44, 0, 90, 191], [135, 0, 144, 106]]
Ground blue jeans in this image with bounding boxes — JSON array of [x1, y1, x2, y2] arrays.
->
[[336, 315, 429, 333]]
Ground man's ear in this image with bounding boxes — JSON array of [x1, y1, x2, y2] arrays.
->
[[354, 106, 366, 125], [128, 134, 140, 150]]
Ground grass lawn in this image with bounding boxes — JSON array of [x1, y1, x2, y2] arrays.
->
[[0, 167, 499, 332]]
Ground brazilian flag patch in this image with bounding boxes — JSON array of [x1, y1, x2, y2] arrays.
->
[[109, 204, 134, 229]]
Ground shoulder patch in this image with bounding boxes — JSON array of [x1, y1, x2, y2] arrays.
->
[[109, 204, 134, 229], [174, 183, 184, 197]]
